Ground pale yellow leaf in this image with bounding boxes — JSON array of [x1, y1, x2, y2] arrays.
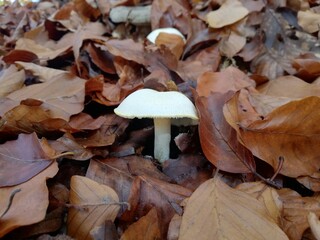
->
[[179, 178, 288, 240], [297, 10, 320, 33], [0, 65, 25, 97], [235, 182, 283, 225], [67, 176, 120, 240], [206, 0, 249, 28]]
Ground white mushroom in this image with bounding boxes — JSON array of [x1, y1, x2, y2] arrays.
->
[[146, 27, 186, 44], [114, 89, 198, 163]]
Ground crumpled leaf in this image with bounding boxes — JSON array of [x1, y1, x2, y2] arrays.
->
[[179, 177, 288, 240], [67, 175, 120, 240], [0, 133, 54, 187], [206, 0, 249, 28], [0, 161, 58, 237]]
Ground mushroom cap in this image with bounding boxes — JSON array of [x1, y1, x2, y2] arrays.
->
[[146, 28, 186, 44], [114, 89, 198, 120]]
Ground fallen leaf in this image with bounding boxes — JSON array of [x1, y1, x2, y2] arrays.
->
[[308, 212, 320, 240], [0, 65, 25, 97], [196, 66, 255, 97], [297, 10, 320, 33], [258, 75, 320, 98], [206, 0, 249, 28], [278, 188, 320, 240], [0, 161, 58, 237], [0, 133, 54, 187], [120, 208, 161, 240], [234, 96, 320, 177], [162, 154, 213, 191], [179, 177, 288, 240], [86, 157, 192, 238], [67, 175, 120, 240], [7, 72, 85, 121], [195, 91, 254, 173]]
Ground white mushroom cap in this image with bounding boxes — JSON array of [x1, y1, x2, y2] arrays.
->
[[114, 89, 198, 120], [146, 28, 186, 44], [114, 89, 198, 163]]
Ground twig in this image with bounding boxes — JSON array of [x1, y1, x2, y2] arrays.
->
[[109, 6, 151, 26], [0, 188, 21, 219]]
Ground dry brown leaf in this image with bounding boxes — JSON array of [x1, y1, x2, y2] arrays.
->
[[120, 208, 161, 240], [206, 0, 249, 28], [297, 173, 320, 192], [196, 91, 254, 173], [7, 72, 85, 121], [0, 161, 58, 237], [0, 133, 54, 187], [278, 188, 320, 240], [86, 157, 192, 238], [15, 38, 70, 62], [179, 177, 288, 240], [48, 133, 93, 161], [258, 75, 320, 98], [308, 212, 320, 240], [15, 62, 66, 82], [67, 175, 120, 240], [231, 95, 320, 177], [196, 66, 255, 97], [235, 182, 283, 225]]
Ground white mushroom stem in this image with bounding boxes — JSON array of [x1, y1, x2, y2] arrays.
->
[[153, 118, 171, 162]]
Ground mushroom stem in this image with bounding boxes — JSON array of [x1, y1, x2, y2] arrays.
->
[[153, 118, 171, 162]]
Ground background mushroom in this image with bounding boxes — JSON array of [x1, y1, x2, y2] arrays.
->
[[114, 89, 198, 163]]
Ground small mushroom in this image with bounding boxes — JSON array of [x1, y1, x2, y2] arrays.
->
[[146, 27, 186, 44], [114, 89, 198, 163]]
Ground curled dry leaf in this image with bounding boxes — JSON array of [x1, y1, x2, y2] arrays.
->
[[120, 208, 161, 240], [227, 92, 320, 177], [67, 175, 120, 240], [0, 133, 54, 187], [206, 0, 249, 28], [179, 177, 288, 240], [0, 161, 58, 237]]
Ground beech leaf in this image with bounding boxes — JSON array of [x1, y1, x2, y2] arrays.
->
[[0, 161, 58, 237], [206, 0, 249, 28], [67, 175, 120, 240], [0, 133, 53, 187], [179, 178, 288, 240]]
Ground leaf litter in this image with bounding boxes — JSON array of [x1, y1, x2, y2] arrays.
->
[[0, 0, 320, 239]]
